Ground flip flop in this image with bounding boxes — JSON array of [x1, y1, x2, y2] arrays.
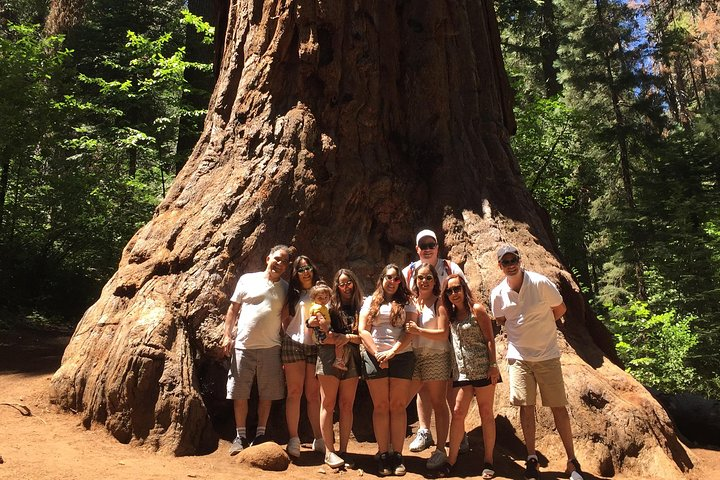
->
[[481, 462, 495, 479]]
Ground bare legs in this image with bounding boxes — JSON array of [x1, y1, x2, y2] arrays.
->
[[285, 360, 322, 440], [368, 377, 412, 453], [519, 405, 537, 456], [551, 406, 577, 465], [233, 398, 271, 432], [448, 384, 496, 466], [233, 398, 249, 430], [448, 387, 472, 465], [425, 380, 450, 455], [318, 375, 359, 453], [520, 405, 578, 467], [475, 385, 496, 464]]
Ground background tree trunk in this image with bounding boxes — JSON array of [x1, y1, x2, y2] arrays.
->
[[50, 0, 694, 476]]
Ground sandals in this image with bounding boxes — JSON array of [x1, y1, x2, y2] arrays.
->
[[567, 459, 584, 480], [481, 462, 495, 479]]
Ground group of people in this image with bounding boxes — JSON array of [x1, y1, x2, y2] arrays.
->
[[221, 230, 584, 480]]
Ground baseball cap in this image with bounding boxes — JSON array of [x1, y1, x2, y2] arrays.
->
[[497, 244, 520, 261], [416, 229, 437, 245]]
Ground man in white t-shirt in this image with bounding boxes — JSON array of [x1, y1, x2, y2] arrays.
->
[[491, 244, 583, 480], [402, 229, 466, 456], [222, 244, 290, 455]]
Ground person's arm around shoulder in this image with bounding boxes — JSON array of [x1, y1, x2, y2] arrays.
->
[[222, 301, 241, 357], [551, 302, 567, 321], [473, 303, 500, 384], [281, 302, 291, 333], [490, 287, 506, 327], [358, 308, 377, 355]]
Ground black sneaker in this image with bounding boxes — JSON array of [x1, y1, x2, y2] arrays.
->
[[392, 452, 406, 476], [250, 433, 270, 446], [525, 456, 540, 480], [338, 451, 356, 469], [435, 461, 455, 478], [377, 452, 393, 477]]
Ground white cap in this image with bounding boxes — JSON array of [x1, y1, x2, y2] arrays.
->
[[416, 229, 437, 245]]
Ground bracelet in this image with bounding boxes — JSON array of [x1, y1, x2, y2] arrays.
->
[[489, 362, 498, 367]]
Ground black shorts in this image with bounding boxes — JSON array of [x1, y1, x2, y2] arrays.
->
[[452, 376, 503, 388], [361, 349, 415, 380], [316, 343, 361, 379]]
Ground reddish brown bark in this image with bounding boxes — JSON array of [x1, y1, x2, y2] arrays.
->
[[50, 1, 692, 476]]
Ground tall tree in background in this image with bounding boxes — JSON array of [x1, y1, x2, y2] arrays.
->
[[47, 1, 695, 477], [496, 0, 720, 397], [0, 1, 213, 318]]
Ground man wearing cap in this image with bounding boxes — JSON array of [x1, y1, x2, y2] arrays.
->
[[490, 245, 583, 480], [402, 230, 467, 458]]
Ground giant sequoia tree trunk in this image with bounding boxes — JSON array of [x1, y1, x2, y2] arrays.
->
[[50, 0, 693, 477]]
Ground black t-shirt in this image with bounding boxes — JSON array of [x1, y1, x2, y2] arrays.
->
[[330, 304, 358, 335]]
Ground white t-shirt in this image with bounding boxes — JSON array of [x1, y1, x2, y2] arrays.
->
[[284, 290, 313, 344], [490, 270, 563, 361], [413, 300, 450, 353], [230, 271, 288, 349], [402, 258, 464, 291], [361, 296, 417, 353]]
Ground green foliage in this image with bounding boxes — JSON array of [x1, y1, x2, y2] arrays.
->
[[497, 0, 720, 397], [0, 7, 213, 319], [605, 300, 698, 393]]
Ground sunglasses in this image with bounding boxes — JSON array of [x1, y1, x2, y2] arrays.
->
[[297, 265, 313, 273], [416, 274, 434, 282], [500, 257, 520, 266], [338, 280, 354, 288], [384, 275, 402, 283], [446, 285, 463, 295], [418, 242, 437, 250]]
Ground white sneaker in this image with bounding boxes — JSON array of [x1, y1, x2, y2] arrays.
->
[[459, 432, 470, 454], [286, 436, 301, 458], [325, 451, 345, 469], [313, 437, 326, 453], [426, 449, 448, 470], [409, 429, 434, 452], [228, 436, 245, 456]]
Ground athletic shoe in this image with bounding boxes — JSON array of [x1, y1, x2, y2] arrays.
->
[[313, 437, 326, 453], [409, 429, 434, 452], [525, 456, 540, 480], [286, 436, 301, 458], [325, 451, 345, 469], [435, 462, 455, 478], [377, 452, 393, 477], [338, 451, 356, 469], [250, 433, 269, 446], [481, 462, 496, 479], [459, 432, 470, 453], [228, 436, 245, 455], [392, 452, 406, 476], [427, 449, 448, 470]]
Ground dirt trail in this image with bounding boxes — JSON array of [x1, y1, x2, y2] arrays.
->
[[0, 330, 717, 480]]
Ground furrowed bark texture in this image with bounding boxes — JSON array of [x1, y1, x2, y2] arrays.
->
[[50, 0, 693, 476]]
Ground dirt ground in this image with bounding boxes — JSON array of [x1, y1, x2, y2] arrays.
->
[[1, 329, 718, 480]]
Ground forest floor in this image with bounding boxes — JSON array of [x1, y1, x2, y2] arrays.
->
[[1, 328, 718, 480]]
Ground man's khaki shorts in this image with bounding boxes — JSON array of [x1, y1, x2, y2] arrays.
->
[[508, 357, 567, 407]]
